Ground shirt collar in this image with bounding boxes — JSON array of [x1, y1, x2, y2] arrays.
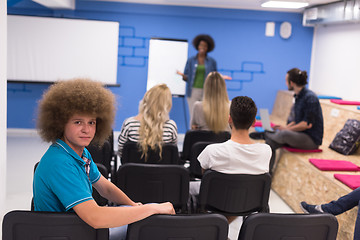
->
[[55, 139, 89, 166], [294, 87, 306, 99]]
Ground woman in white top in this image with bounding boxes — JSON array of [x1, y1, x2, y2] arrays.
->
[[190, 71, 230, 133], [118, 84, 178, 159]]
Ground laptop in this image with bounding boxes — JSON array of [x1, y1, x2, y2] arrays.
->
[[259, 108, 275, 132]]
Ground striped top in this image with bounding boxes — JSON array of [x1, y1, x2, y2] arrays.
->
[[117, 116, 178, 157]]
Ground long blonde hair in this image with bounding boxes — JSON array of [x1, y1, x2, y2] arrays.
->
[[138, 84, 172, 159], [202, 72, 230, 133]]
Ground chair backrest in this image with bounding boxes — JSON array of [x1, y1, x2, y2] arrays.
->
[[87, 130, 117, 182], [121, 141, 179, 165], [198, 171, 271, 216], [181, 130, 231, 161], [126, 213, 228, 240], [92, 163, 109, 206], [87, 140, 112, 178], [238, 212, 339, 240], [116, 163, 189, 212], [189, 141, 213, 179], [2, 210, 109, 240]]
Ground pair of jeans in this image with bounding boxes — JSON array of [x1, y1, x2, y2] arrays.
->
[[109, 225, 128, 240], [109, 205, 131, 240], [321, 187, 360, 240]]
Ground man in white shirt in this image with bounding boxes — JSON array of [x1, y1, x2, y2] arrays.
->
[[198, 96, 271, 175], [190, 96, 272, 222]]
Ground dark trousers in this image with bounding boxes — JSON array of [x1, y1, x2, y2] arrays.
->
[[264, 130, 318, 173], [321, 187, 360, 240]]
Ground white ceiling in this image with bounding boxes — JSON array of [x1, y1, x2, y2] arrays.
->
[[89, 0, 339, 12]]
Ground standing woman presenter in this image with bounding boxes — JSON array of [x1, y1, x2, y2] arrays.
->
[[177, 34, 217, 118]]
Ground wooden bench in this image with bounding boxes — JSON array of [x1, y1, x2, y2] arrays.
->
[[268, 90, 360, 240]]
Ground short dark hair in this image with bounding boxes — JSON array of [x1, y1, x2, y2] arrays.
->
[[287, 68, 308, 86], [192, 34, 215, 52], [230, 96, 257, 130]]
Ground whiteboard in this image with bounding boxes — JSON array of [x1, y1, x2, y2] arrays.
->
[[309, 24, 360, 101], [7, 15, 119, 85], [147, 38, 188, 96]]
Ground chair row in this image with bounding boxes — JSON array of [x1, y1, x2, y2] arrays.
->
[[88, 130, 231, 182], [115, 164, 271, 215], [120, 130, 231, 178], [3, 210, 338, 240], [32, 161, 271, 215]]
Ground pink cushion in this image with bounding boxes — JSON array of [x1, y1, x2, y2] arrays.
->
[[283, 146, 322, 153], [330, 99, 360, 105], [253, 121, 276, 128], [334, 174, 360, 190], [309, 158, 360, 171]]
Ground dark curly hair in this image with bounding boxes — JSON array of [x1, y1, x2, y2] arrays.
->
[[287, 68, 308, 86], [192, 34, 215, 52], [37, 78, 116, 146], [230, 96, 257, 130]]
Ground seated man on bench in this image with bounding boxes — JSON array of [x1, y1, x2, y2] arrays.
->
[[251, 68, 324, 171]]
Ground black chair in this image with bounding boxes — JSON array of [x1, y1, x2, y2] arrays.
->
[[238, 212, 339, 240], [2, 210, 109, 240], [189, 141, 213, 179], [121, 141, 179, 165], [92, 163, 109, 206], [87, 140, 115, 181], [126, 213, 228, 240], [87, 130, 117, 182], [181, 130, 231, 162], [116, 163, 190, 213], [198, 170, 271, 219]]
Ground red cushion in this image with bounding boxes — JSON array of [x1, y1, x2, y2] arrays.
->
[[253, 121, 276, 128], [330, 99, 360, 105], [283, 146, 322, 153], [334, 174, 360, 190], [309, 158, 360, 171]]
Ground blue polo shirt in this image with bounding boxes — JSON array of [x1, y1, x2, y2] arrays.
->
[[294, 87, 324, 146], [33, 139, 101, 212]]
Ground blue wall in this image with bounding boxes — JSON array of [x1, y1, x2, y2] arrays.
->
[[7, 0, 314, 133]]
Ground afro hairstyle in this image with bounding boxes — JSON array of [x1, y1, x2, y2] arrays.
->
[[36, 78, 116, 146], [192, 34, 215, 52]]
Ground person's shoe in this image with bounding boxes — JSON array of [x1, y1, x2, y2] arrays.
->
[[249, 132, 265, 140], [300, 201, 324, 214]]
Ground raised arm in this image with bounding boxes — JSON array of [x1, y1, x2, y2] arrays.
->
[[176, 70, 188, 81]]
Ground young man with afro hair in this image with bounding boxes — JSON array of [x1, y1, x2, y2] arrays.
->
[[33, 78, 174, 239]]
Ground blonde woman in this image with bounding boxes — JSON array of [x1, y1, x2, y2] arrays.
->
[[118, 84, 178, 159], [190, 72, 230, 133]]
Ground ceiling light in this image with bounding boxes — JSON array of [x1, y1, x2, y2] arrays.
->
[[261, 1, 309, 9]]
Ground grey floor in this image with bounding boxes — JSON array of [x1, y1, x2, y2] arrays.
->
[[5, 130, 294, 240]]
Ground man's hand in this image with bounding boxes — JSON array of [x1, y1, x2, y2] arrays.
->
[[275, 121, 313, 132], [273, 124, 286, 130], [153, 202, 175, 215]]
